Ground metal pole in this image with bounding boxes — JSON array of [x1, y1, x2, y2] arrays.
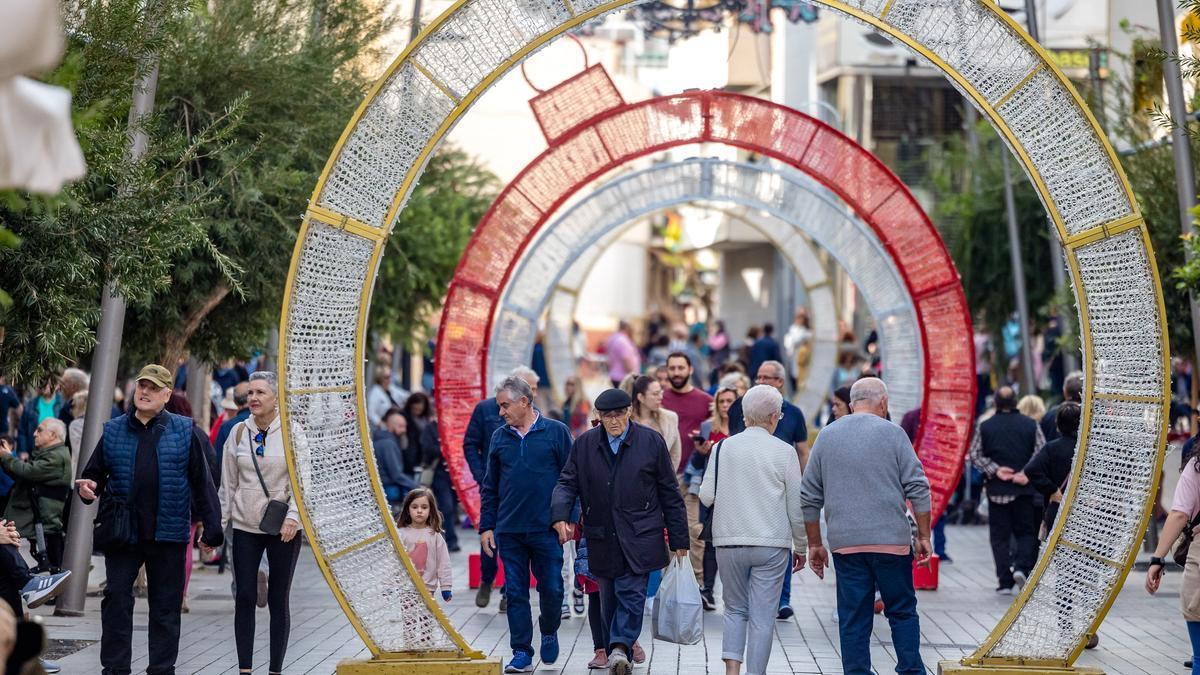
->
[[1002, 152, 1038, 394], [57, 50, 161, 618], [409, 0, 422, 42], [186, 357, 210, 428], [1158, 0, 1200, 368], [263, 328, 279, 372], [1019, 0, 1076, 378]]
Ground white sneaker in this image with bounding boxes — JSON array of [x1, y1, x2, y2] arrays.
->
[[609, 648, 632, 675], [22, 571, 71, 609], [1013, 570, 1027, 591]]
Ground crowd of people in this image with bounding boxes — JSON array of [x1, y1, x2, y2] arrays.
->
[[0, 304, 1194, 675]]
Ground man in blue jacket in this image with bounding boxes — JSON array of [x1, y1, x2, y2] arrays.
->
[[550, 389, 689, 675], [465, 366, 539, 610], [478, 376, 570, 674]]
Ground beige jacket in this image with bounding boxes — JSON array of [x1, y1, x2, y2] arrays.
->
[[220, 414, 301, 534], [641, 408, 682, 471]]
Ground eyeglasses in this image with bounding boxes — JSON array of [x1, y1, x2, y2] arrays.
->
[[254, 430, 267, 456]]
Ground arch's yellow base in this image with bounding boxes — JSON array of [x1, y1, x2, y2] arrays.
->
[[337, 658, 502, 674], [939, 662, 1104, 675]]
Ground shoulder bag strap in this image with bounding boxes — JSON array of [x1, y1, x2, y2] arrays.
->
[[247, 427, 273, 500], [711, 439, 724, 500]]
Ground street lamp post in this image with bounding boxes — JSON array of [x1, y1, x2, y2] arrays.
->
[[56, 49, 161, 618], [1157, 0, 1200, 373]]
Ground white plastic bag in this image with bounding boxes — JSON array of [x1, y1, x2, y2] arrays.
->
[[652, 557, 703, 645]]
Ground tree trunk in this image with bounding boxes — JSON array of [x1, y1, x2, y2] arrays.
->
[[159, 281, 231, 370]]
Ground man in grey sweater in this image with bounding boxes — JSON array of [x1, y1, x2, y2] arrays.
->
[[800, 377, 931, 675]]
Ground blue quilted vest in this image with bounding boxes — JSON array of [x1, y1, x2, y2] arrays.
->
[[101, 411, 193, 543]]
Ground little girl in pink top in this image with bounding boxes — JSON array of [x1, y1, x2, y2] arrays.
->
[[397, 488, 454, 601]]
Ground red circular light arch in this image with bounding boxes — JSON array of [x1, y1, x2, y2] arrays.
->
[[434, 86, 974, 527]]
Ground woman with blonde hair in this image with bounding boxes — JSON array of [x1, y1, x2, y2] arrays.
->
[[562, 375, 591, 438], [684, 384, 738, 609], [1017, 394, 1046, 422]]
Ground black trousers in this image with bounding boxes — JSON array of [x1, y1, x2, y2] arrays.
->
[[987, 495, 1039, 588], [233, 529, 301, 672], [0, 544, 32, 616], [32, 532, 64, 572], [100, 541, 187, 675], [587, 591, 604, 650]]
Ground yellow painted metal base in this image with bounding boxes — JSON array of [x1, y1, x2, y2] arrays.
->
[[939, 661, 1103, 675], [337, 657, 502, 674]]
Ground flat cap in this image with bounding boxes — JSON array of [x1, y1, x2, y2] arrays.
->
[[595, 388, 632, 412]]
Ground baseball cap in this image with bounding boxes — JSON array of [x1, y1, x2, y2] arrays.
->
[[135, 364, 173, 389]]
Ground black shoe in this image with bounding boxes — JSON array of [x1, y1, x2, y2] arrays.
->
[[448, 543, 461, 553], [700, 588, 716, 611], [1184, 659, 1193, 669], [776, 605, 794, 620]]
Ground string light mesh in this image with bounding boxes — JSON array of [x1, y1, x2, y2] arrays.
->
[[489, 158, 878, 421], [284, 221, 457, 653], [280, 0, 1162, 661]]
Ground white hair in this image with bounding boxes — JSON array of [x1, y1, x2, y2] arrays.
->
[[41, 418, 67, 443], [849, 377, 887, 405], [249, 371, 278, 394], [742, 384, 783, 427], [509, 366, 540, 386], [496, 376, 534, 404], [61, 368, 89, 390], [758, 360, 786, 379]]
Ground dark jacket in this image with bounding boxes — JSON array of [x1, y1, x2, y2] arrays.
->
[[463, 397, 503, 483], [214, 408, 250, 476], [979, 410, 1039, 498], [1022, 435, 1076, 499], [479, 415, 572, 534], [748, 336, 782, 379], [81, 411, 222, 547], [551, 422, 688, 576], [1040, 403, 1063, 443], [189, 424, 219, 520], [372, 427, 417, 502], [2, 441, 71, 537]]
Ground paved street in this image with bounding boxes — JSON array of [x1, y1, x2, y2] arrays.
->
[[43, 525, 1189, 674]]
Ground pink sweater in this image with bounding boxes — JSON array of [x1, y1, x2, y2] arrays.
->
[[398, 526, 453, 593]]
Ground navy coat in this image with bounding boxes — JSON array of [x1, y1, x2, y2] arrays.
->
[[550, 421, 688, 577]]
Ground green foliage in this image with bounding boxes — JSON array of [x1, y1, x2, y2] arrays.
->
[[370, 148, 499, 343], [119, 0, 393, 368], [0, 0, 243, 385], [924, 121, 1062, 367], [1101, 32, 1200, 358]]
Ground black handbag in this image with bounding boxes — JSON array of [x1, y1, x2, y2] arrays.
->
[[93, 495, 137, 549], [1174, 509, 1200, 567], [93, 422, 165, 549], [698, 440, 724, 542], [248, 429, 289, 536]]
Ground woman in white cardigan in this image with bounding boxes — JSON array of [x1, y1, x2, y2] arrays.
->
[[700, 385, 807, 675]]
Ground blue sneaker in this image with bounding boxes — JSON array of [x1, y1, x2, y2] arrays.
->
[[541, 633, 560, 664], [504, 651, 534, 673]]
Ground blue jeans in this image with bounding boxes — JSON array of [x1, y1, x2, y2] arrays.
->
[[496, 531, 564, 657], [833, 552, 923, 675], [779, 565, 792, 608], [1189, 621, 1200, 675], [597, 570, 649, 653], [933, 517, 947, 558]]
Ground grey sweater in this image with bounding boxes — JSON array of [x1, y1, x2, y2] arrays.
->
[[800, 413, 930, 551]]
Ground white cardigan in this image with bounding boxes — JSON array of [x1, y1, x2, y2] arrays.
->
[[699, 426, 806, 551]]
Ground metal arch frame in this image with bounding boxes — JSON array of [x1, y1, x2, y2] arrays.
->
[[489, 157, 922, 424], [540, 204, 843, 422], [435, 90, 973, 535], [278, 0, 1169, 667]]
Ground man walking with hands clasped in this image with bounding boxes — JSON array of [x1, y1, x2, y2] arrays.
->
[[551, 388, 689, 675], [801, 378, 931, 675]]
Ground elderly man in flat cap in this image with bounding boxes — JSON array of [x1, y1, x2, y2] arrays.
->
[[551, 388, 689, 675]]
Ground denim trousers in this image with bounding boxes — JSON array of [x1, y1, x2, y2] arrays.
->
[[496, 531, 564, 656], [832, 551, 923, 675]]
